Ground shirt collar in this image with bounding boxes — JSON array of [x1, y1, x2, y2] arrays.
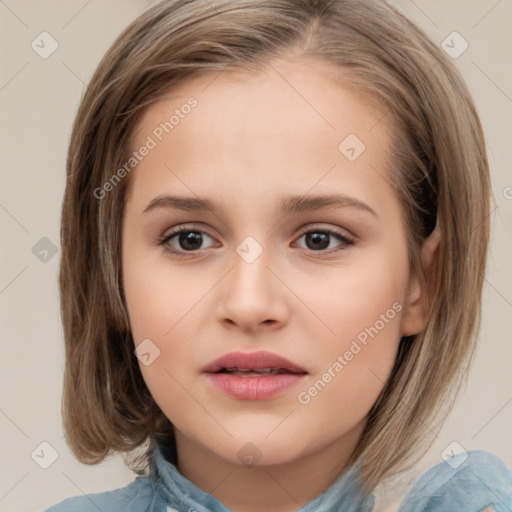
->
[[149, 439, 375, 512]]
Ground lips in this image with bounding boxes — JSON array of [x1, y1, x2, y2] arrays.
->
[[201, 350, 308, 375], [202, 350, 308, 400]]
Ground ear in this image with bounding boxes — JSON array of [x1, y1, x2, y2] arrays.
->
[[401, 226, 441, 337]]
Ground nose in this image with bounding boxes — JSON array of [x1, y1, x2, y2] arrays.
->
[[216, 244, 290, 333]]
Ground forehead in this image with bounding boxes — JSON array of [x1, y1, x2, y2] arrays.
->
[[126, 58, 397, 218], [133, 58, 390, 147]]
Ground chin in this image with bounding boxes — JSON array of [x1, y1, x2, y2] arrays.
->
[[211, 435, 308, 468]]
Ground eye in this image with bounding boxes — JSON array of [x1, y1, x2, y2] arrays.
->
[[157, 227, 217, 256], [293, 227, 355, 253], [157, 224, 355, 257]]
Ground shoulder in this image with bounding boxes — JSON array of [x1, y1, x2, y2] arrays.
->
[[398, 450, 512, 512], [42, 475, 153, 512]]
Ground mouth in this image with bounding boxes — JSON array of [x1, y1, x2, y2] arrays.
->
[[215, 368, 298, 377], [201, 351, 308, 400], [201, 350, 308, 376]]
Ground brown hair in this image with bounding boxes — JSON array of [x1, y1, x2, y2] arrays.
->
[[59, 0, 490, 490]]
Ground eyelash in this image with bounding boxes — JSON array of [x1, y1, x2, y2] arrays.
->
[[156, 225, 356, 258]]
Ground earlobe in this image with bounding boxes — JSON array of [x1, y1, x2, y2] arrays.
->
[[401, 226, 441, 337]]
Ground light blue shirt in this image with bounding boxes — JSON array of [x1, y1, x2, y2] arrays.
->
[[43, 440, 512, 512]]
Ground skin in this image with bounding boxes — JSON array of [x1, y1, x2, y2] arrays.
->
[[121, 57, 439, 512]]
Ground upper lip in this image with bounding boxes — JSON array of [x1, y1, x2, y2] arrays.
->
[[201, 350, 308, 374]]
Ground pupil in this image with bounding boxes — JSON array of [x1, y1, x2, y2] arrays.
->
[[306, 232, 329, 250], [179, 232, 203, 251]]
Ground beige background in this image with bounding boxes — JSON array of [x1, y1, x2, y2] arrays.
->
[[0, 1, 510, 511]]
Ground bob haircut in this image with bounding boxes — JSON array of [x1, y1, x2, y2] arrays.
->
[[59, 0, 491, 491]]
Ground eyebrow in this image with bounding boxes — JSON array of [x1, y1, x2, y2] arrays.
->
[[142, 194, 378, 218]]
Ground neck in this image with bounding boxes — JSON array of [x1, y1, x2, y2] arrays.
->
[[173, 423, 365, 512]]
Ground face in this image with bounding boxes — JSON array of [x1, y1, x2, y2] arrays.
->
[[121, 58, 427, 469]]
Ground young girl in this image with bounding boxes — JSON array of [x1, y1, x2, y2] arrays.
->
[[46, 0, 511, 510]]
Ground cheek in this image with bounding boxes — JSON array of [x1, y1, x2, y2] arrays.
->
[[122, 244, 206, 342], [123, 264, 207, 432], [292, 246, 407, 416], [297, 309, 403, 408], [295, 243, 408, 351], [122, 249, 215, 409]]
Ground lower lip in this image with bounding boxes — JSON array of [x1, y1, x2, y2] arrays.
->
[[205, 372, 307, 400]]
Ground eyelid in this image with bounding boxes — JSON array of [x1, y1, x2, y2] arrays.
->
[[297, 223, 356, 241], [159, 222, 356, 241], [157, 222, 356, 256], [292, 224, 356, 253], [157, 224, 217, 249]]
